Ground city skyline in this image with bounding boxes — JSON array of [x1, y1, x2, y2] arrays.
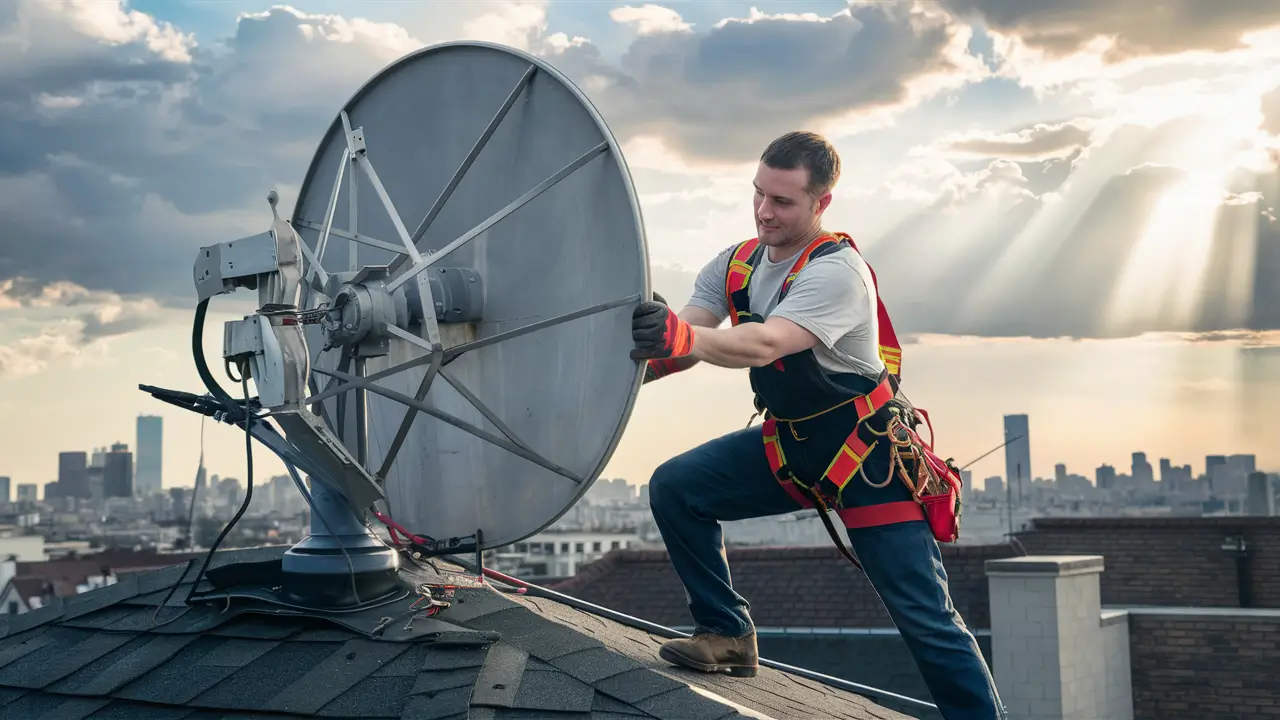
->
[[5, 403, 1273, 498]]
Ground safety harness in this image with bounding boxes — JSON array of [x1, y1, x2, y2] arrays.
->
[[725, 233, 964, 564]]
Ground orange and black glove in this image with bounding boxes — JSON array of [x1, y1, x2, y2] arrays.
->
[[631, 293, 694, 381]]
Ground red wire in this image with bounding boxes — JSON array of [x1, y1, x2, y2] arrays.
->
[[371, 512, 528, 594], [373, 510, 427, 545]]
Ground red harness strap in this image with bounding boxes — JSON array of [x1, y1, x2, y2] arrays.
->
[[726, 234, 904, 378], [725, 238, 760, 327], [762, 376, 926, 530]]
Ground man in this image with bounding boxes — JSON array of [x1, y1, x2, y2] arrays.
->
[[630, 131, 1006, 720]]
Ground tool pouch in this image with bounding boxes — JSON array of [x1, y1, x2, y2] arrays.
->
[[905, 408, 964, 544], [917, 455, 962, 543]]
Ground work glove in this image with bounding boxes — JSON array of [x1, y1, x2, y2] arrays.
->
[[631, 292, 694, 361], [631, 293, 694, 384]]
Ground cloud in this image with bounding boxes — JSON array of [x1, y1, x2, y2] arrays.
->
[[0, 1, 565, 304], [906, 328, 1280, 349], [559, 1, 987, 164], [0, 161, 270, 303], [933, 118, 1096, 160], [0, 0, 995, 311], [3, 0, 1277, 353], [0, 0, 194, 100], [453, 1, 563, 52], [0, 329, 85, 379], [853, 114, 1280, 340], [0, 277, 166, 377], [0, 277, 163, 326], [610, 4, 692, 35], [1181, 329, 1280, 347], [1263, 85, 1280, 135], [939, 0, 1280, 61]]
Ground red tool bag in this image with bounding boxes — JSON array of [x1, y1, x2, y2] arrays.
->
[[896, 407, 963, 543]]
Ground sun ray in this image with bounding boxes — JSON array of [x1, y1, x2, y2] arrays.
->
[[1103, 124, 1260, 336]]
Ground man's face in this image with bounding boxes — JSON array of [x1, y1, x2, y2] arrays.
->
[[752, 161, 830, 247]]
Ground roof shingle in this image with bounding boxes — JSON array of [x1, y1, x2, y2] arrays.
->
[[0, 545, 914, 720]]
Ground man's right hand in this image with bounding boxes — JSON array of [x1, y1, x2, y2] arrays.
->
[[633, 292, 690, 383], [631, 292, 693, 360]]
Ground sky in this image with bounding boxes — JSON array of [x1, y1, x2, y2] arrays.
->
[[1, 0, 1280, 500]]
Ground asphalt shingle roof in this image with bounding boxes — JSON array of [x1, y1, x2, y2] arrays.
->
[[0, 545, 912, 720]]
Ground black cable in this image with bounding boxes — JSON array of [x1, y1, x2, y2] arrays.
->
[[183, 368, 256, 604], [192, 299, 235, 410], [150, 298, 362, 617], [151, 301, 230, 627], [150, 366, 256, 627]]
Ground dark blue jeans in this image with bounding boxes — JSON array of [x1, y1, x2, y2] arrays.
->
[[648, 423, 1007, 720]]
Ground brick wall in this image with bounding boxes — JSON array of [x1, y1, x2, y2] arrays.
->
[[553, 516, 1280, 634], [550, 542, 1018, 631], [934, 543, 1016, 629], [1128, 609, 1280, 719], [1015, 517, 1280, 609]]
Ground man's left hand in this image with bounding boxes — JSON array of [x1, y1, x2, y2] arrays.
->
[[631, 300, 694, 360]]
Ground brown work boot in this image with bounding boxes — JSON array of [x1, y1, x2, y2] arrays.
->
[[658, 630, 758, 678]]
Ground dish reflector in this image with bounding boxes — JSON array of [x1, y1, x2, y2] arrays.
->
[[290, 41, 649, 548]]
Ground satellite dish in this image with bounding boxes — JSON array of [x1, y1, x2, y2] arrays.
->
[[290, 41, 649, 548], [144, 40, 649, 610]]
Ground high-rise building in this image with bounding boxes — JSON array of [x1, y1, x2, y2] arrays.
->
[[1228, 455, 1256, 474], [104, 443, 133, 498], [1206, 455, 1227, 478], [985, 476, 1003, 495], [1096, 463, 1117, 490], [1003, 414, 1031, 503], [1132, 452, 1154, 486], [1206, 454, 1256, 496], [1158, 458, 1192, 493], [1246, 472, 1274, 516], [0, 476, 9, 503], [136, 415, 163, 496], [58, 451, 89, 499]]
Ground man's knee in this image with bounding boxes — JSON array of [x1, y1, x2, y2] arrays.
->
[[648, 454, 695, 513], [853, 523, 967, 627]]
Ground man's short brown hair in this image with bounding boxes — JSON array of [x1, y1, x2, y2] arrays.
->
[[760, 131, 841, 198]]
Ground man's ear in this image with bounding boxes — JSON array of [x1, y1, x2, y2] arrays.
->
[[816, 192, 833, 214]]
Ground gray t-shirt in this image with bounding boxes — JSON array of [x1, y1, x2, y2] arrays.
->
[[686, 239, 885, 378]]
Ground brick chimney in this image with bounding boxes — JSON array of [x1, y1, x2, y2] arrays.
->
[[986, 555, 1133, 720]]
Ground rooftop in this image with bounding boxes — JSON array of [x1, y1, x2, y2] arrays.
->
[[0, 545, 911, 719]]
